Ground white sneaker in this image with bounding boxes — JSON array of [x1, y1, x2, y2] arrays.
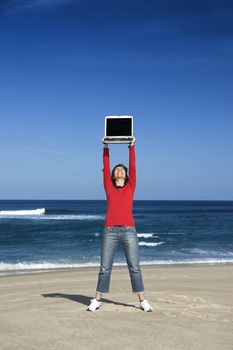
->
[[140, 299, 153, 312], [87, 298, 102, 311]]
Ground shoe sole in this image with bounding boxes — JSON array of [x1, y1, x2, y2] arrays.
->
[[87, 306, 152, 312], [140, 307, 153, 312], [86, 306, 101, 311]]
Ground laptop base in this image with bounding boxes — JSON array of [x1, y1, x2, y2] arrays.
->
[[102, 136, 134, 144]]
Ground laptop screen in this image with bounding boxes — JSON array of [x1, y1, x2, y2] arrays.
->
[[106, 117, 132, 137]]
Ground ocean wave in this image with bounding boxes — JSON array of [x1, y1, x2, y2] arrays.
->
[[160, 232, 186, 235], [94, 232, 160, 238], [33, 214, 105, 220], [190, 248, 210, 254], [0, 208, 45, 216], [140, 259, 233, 265], [0, 214, 105, 220], [137, 233, 159, 238], [1, 259, 233, 276], [138, 241, 165, 247], [0, 261, 100, 271], [190, 248, 233, 257]]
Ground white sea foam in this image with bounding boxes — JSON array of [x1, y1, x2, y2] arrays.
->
[[138, 241, 165, 247], [160, 232, 186, 235], [94, 232, 159, 238], [0, 259, 233, 276], [0, 262, 101, 275], [139, 259, 233, 266], [0, 208, 45, 216], [0, 213, 104, 220], [190, 248, 233, 257], [191, 248, 210, 254], [33, 214, 105, 220], [137, 233, 159, 238]]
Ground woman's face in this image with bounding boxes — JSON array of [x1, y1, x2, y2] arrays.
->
[[114, 166, 126, 179]]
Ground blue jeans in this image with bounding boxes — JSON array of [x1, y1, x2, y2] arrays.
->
[[96, 226, 145, 294]]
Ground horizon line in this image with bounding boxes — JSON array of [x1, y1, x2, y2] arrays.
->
[[0, 199, 232, 201]]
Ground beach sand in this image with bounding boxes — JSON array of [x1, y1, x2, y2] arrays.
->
[[0, 263, 233, 350]]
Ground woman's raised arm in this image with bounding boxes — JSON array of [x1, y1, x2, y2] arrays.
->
[[102, 143, 112, 193], [128, 143, 136, 191]]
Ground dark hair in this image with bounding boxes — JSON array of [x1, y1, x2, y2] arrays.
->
[[111, 163, 129, 188]]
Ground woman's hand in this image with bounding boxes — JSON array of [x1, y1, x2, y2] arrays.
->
[[130, 136, 136, 146], [102, 137, 109, 147]]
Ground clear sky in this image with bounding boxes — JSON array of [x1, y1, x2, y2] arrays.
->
[[0, 0, 232, 200]]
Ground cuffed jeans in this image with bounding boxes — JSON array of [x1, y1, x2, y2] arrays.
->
[[96, 225, 145, 294]]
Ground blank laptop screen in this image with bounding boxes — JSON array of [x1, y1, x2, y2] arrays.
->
[[106, 117, 132, 136]]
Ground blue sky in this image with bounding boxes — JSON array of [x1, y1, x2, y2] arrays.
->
[[0, 0, 232, 200]]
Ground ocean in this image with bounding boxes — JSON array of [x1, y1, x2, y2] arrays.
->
[[0, 200, 232, 276]]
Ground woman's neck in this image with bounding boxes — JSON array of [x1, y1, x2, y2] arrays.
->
[[115, 179, 125, 187]]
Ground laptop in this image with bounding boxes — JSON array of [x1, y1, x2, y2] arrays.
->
[[102, 115, 134, 144]]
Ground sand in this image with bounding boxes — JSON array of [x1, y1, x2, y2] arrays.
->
[[0, 263, 233, 350]]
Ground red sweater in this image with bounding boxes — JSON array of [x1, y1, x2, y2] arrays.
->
[[102, 145, 136, 227]]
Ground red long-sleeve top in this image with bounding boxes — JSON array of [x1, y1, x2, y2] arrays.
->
[[102, 145, 136, 227]]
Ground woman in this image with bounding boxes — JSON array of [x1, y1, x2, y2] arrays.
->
[[87, 137, 153, 312]]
